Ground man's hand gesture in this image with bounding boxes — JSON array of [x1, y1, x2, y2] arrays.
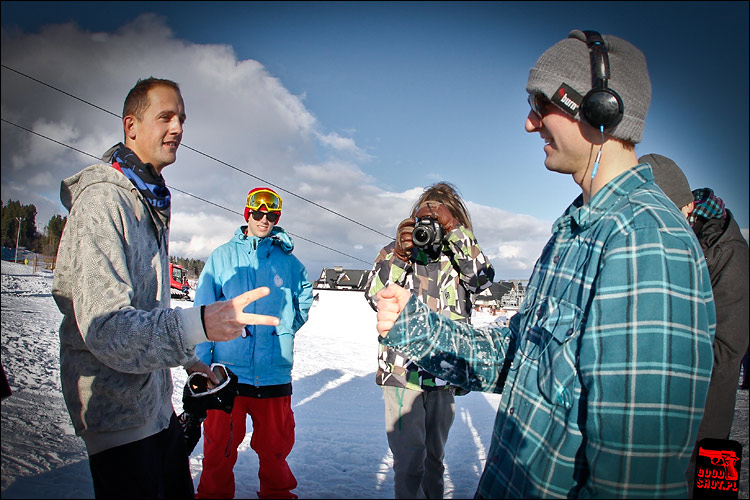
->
[[203, 287, 280, 342]]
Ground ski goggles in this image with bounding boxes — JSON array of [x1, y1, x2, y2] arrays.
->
[[249, 210, 280, 223], [187, 363, 230, 397], [246, 189, 282, 212]]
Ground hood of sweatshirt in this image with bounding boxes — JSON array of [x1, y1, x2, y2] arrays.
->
[[61, 163, 137, 212], [61, 163, 170, 244], [233, 225, 295, 254]]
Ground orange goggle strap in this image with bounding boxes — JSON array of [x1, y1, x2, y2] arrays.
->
[[246, 188, 282, 211]]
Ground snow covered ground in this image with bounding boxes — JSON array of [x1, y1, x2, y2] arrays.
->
[[2, 259, 747, 499], [1, 260, 504, 498]]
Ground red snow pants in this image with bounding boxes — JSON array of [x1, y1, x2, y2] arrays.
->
[[196, 395, 297, 499]]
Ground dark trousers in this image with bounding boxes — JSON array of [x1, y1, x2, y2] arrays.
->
[[88, 413, 194, 499]]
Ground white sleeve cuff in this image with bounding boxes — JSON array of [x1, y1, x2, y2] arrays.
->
[[176, 306, 207, 348]]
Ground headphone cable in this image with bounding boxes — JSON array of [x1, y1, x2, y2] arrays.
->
[[589, 125, 605, 199]]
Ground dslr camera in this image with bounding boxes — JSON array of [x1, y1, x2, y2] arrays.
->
[[412, 216, 445, 249]]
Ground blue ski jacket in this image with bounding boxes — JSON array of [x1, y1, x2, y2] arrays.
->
[[194, 226, 313, 386]]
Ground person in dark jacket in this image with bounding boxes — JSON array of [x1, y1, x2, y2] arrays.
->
[[0, 363, 11, 400], [640, 153, 750, 485]]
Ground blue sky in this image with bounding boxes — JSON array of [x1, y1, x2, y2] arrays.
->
[[2, 1, 748, 279]]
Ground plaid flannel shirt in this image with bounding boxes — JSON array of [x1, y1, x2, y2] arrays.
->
[[381, 164, 716, 498], [365, 225, 495, 390]]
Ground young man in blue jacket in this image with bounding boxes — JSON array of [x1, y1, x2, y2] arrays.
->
[[194, 187, 313, 499], [375, 30, 715, 498]]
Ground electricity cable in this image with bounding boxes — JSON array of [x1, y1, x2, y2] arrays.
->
[[1, 117, 374, 266], [1, 64, 391, 239]]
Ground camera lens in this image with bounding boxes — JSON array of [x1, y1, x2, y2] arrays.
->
[[413, 227, 430, 245], [413, 226, 432, 247]]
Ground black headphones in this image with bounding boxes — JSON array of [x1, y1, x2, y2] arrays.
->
[[580, 30, 624, 130]]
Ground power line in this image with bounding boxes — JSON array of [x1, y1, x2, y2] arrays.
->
[[1, 117, 374, 266], [1, 64, 120, 119], [1, 64, 392, 239], [166, 185, 373, 265]]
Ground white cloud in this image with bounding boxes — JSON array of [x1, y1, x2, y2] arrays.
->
[[1, 14, 550, 280], [466, 202, 551, 279], [315, 130, 373, 160], [168, 209, 239, 259]]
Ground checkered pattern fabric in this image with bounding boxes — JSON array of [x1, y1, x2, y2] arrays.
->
[[381, 164, 716, 498]]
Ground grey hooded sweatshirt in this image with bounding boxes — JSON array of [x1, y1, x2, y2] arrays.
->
[[52, 160, 205, 455]]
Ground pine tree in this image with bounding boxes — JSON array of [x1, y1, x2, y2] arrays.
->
[[43, 215, 67, 256], [1, 199, 38, 249], [169, 255, 205, 279]]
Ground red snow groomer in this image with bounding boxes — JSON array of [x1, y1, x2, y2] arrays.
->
[[169, 263, 192, 301]]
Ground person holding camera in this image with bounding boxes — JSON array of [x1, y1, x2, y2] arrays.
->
[[364, 182, 494, 499]]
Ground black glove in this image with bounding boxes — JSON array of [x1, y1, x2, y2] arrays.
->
[[394, 218, 415, 262], [178, 411, 205, 455], [179, 366, 239, 454], [181, 366, 240, 418]]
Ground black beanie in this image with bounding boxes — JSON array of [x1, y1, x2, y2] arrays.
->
[[638, 153, 694, 209]]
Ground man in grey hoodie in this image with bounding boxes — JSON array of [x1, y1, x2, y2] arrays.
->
[[52, 77, 280, 498]]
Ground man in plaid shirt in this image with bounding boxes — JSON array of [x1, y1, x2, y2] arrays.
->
[[373, 30, 715, 498]]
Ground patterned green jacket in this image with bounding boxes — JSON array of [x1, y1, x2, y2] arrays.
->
[[365, 225, 494, 391]]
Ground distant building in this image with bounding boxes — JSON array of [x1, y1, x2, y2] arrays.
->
[[475, 280, 528, 311], [499, 280, 527, 309], [315, 267, 373, 291]]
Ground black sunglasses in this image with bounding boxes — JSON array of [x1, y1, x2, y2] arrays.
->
[[250, 210, 280, 223], [528, 93, 553, 119]]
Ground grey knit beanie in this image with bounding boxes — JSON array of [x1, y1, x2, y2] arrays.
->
[[526, 30, 651, 144], [638, 153, 694, 209]]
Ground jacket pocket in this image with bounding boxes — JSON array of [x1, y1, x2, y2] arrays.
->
[[532, 296, 583, 409], [274, 332, 294, 367]]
